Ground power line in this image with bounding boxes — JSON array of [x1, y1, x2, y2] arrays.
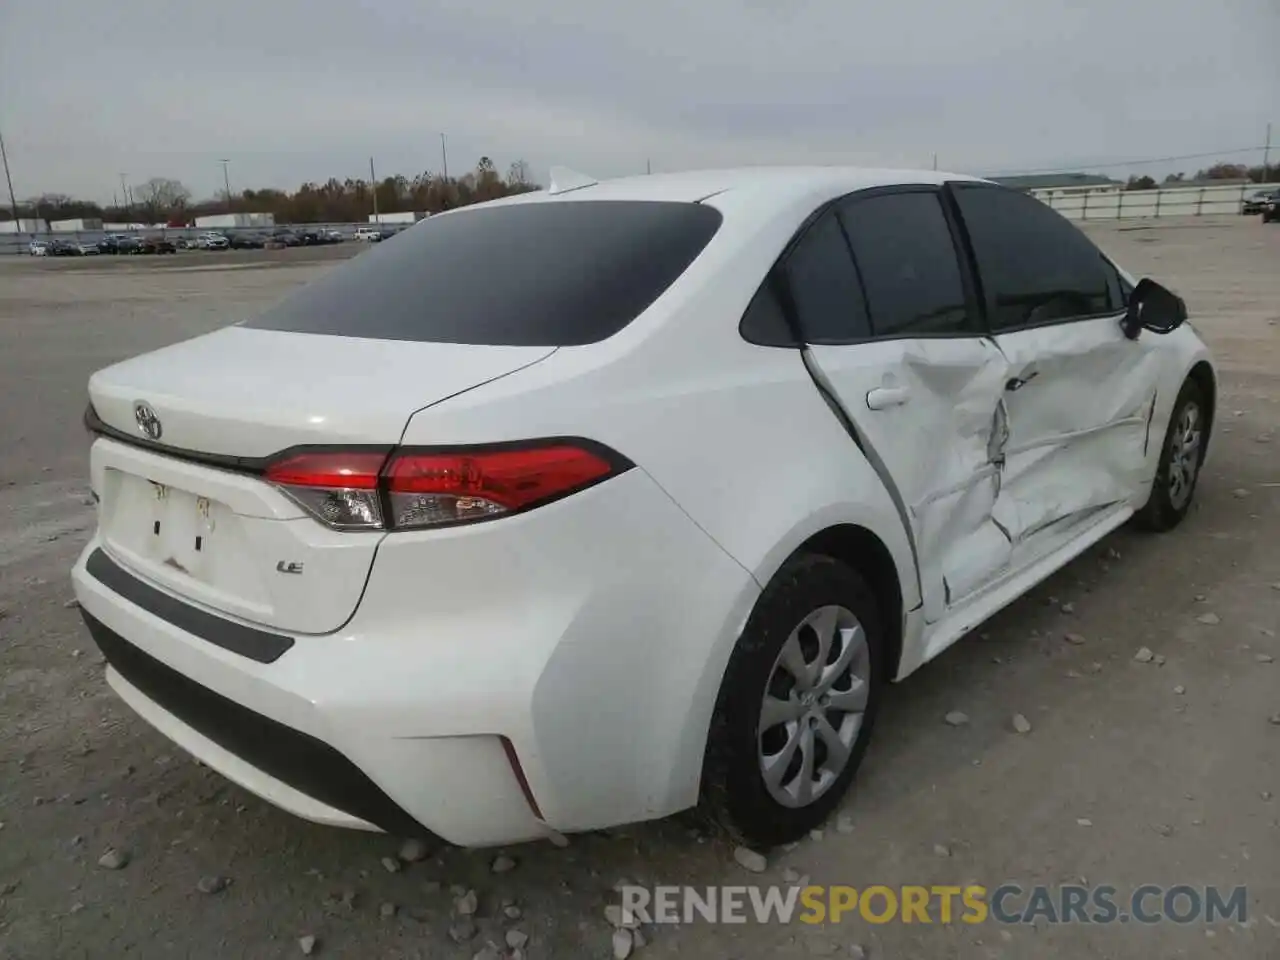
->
[[989, 144, 1267, 177]]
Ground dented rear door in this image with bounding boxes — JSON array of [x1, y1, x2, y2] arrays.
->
[[788, 189, 1014, 622]]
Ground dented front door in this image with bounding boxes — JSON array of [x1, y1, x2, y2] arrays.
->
[[991, 315, 1160, 553]]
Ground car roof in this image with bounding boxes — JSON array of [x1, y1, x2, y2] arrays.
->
[[483, 166, 990, 210]]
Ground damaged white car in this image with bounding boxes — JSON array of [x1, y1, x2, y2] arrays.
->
[[72, 167, 1214, 848]]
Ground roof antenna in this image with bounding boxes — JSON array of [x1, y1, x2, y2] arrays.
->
[[548, 166, 598, 195]]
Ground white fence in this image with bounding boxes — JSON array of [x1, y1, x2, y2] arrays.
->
[[1037, 181, 1279, 221]]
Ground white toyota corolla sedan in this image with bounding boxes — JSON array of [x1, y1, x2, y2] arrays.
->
[[72, 166, 1215, 848]]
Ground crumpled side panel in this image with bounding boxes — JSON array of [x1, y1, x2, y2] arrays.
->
[[993, 318, 1161, 546]]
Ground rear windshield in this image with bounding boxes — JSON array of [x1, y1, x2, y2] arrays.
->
[[244, 200, 723, 346]]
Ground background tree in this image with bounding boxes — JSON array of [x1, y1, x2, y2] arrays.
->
[[1125, 175, 1157, 191], [1, 157, 552, 224], [134, 177, 192, 222]]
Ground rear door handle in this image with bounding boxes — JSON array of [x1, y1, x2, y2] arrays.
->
[[866, 386, 911, 410]]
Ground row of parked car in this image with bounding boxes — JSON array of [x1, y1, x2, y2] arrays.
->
[[27, 225, 402, 257]]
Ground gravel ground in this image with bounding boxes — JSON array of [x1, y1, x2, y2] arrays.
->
[[1, 218, 1277, 959]]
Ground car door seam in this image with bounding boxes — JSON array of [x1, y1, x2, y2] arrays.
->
[[800, 347, 924, 601]]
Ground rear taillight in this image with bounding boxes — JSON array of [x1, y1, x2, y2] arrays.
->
[[264, 441, 629, 532], [265, 450, 388, 530]]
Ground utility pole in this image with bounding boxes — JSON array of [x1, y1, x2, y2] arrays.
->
[[440, 133, 449, 181], [370, 156, 380, 224], [119, 173, 129, 220], [646, 158, 651, 175], [932, 152, 938, 171], [1265, 122, 1273, 182], [219, 159, 232, 212], [0, 125, 21, 230]]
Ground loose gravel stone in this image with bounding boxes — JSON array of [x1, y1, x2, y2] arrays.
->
[[1196, 612, 1221, 625], [97, 849, 129, 870], [380, 856, 401, 874], [298, 936, 317, 956], [944, 711, 970, 726], [605, 904, 642, 929], [379, 902, 397, 919], [612, 929, 634, 959], [398, 838, 430, 862], [454, 889, 479, 916], [1012, 713, 1032, 734], [836, 815, 855, 834], [196, 875, 230, 894], [449, 918, 479, 943], [1134, 647, 1155, 663], [506, 930, 529, 949], [733, 846, 767, 873], [1064, 632, 1087, 645], [491, 854, 517, 874], [933, 843, 952, 857], [1257, 654, 1274, 664]]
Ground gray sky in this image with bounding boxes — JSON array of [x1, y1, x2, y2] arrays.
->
[[2, 0, 1275, 202]]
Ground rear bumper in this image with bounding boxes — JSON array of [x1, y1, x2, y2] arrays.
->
[[72, 467, 760, 846], [84, 611, 420, 834]]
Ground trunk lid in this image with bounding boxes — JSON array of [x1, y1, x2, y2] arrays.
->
[[87, 327, 555, 634]]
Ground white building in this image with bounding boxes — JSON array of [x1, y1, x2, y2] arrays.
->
[[50, 217, 104, 232], [195, 212, 275, 229], [0, 218, 48, 234]]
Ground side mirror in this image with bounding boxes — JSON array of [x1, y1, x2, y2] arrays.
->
[[1121, 278, 1187, 340]]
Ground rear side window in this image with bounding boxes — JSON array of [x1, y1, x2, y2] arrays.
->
[[782, 212, 871, 343], [837, 191, 971, 337], [244, 200, 723, 346], [952, 185, 1115, 331]]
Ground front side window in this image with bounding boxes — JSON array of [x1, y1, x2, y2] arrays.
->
[[951, 184, 1115, 332], [837, 191, 971, 337]]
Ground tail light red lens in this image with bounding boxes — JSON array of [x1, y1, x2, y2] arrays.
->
[[264, 450, 389, 530], [264, 441, 629, 531]]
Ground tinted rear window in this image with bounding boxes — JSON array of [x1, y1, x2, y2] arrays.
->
[[244, 200, 723, 346]]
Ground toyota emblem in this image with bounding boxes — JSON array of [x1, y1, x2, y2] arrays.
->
[[134, 402, 163, 441]]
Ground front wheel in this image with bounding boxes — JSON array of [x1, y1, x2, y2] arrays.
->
[[1133, 378, 1207, 532], [701, 555, 885, 847]]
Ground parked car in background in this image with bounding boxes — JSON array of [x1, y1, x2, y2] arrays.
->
[[266, 229, 301, 248], [1242, 189, 1280, 215], [47, 239, 81, 256], [196, 233, 230, 251], [227, 232, 266, 249], [114, 236, 145, 255], [136, 236, 177, 255], [353, 226, 383, 242], [72, 167, 1215, 848], [322, 229, 345, 243], [98, 234, 133, 254], [73, 241, 100, 256], [28, 240, 49, 256], [1263, 196, 1280, 224]]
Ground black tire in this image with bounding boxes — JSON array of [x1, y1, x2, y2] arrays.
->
[[1133, 378, 1208, 532], [701, 554, 885, 847]]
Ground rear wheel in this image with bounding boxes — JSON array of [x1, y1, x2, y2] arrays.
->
[[702, 554, 885, 847], [1134, 378, 1207, 532]]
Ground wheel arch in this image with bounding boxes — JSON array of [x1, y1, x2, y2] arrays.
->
[[781, 523, 906, 682], [1186, 359, 1216, 451]]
